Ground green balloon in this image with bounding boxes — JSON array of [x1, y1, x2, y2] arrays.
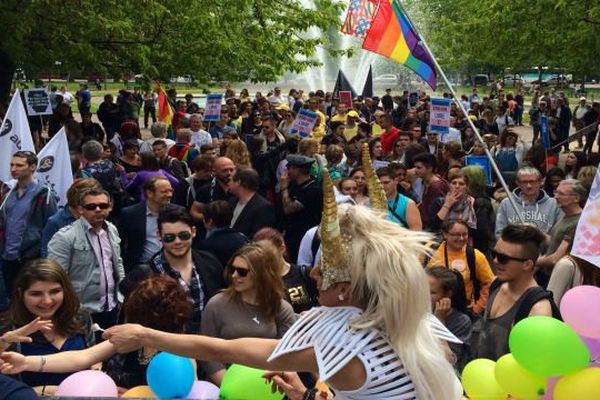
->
[[495, 354, 546, 399], [509, 316, 590, 377], [219, 364, 284, 400], [461, 358, 505, 400]]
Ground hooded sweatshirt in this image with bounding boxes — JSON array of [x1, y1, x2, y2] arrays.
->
[[495, 188, 563, 239]]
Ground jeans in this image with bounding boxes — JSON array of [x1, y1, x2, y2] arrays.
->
[[144, 106, 156, 128], [0, 259, 8, 311]]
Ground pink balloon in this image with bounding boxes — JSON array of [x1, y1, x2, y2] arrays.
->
[[560, 285, 600, 338], [581, 335, 600, 361], [186, 380, 220, 400], [56, 370, 118, 397], [541, 376, 559, 400]]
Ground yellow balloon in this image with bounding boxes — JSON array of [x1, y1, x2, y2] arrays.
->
[[122, 385, 156, 398], [495, 354, 546, 400], [554, 368, 600, 400], [461, 359, 505, 400]]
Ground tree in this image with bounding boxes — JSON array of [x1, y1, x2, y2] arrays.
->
[[0, 0, 348, 102], [409, 0, 600, 81]]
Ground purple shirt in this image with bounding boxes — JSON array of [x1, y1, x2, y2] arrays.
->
[[87, 223, 117, 311], [122, 169, 179, 200]]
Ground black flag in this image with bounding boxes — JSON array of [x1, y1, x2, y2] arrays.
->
[[361, 65, 374, 98], [332, 69, 357, 99]]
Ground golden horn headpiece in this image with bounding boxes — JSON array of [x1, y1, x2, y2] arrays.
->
[[361, 142, 387, 212], [319, 168, 351, 290]]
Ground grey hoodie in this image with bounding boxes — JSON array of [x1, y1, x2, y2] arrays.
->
[[495, 188, 563, 238]]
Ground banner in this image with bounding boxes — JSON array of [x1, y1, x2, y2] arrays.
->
[[572, 168, 600, 268], [465, 155, 493, 185], [35, 128, 72, 207], [203, 94, 223, 122], [339, 91, 353, 108], [0, 89, 35, 182], [540, 114, 551, 149], [24, 88, 53, 115], [429, 98, 451, 135], [289, 109, 318, 138], [408, 92, 419, 107]]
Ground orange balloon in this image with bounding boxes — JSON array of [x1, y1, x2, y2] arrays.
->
[[316, 381, 332, 397], [122, 385, 156, 398]]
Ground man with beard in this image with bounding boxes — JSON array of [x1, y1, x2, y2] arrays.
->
[[121, 206, 225, 333], [190, 157, 236, 233]]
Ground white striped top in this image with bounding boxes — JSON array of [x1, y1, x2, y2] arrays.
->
[[268, 306, 461, 400]]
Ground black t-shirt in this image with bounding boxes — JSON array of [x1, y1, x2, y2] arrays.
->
[[285, 178, 323, 238], [195, 179, 235, 204], [283, 264, 318, 313]]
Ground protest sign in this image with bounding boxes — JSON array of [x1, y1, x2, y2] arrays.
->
[[408, 92, 419, 107], [203, 94, 223, 122], [429, 98, 451, 135], [572, 168, 600, 268], [0, 89, 35, 182], [339, 91, 353, 108], [289, 109, 318, 138], [24, 88, 53, 115], [372, 160, 390, 171], [35, 128, 72, 207], [540, 114, 551, 149], [465, 155, 492, 185]]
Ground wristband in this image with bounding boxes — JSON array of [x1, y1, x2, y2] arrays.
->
[[38, 355, 47, 372]]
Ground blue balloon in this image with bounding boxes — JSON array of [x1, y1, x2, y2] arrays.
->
[[146, 352, 195, 398]]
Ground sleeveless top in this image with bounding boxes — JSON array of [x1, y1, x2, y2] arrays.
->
[[477, 286, 537, 361], [268, 307, 461, 400]]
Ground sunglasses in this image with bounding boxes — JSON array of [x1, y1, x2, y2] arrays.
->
[[492, 250, 529, 264], [230, 266, 250, 278], [162, 231, 192, 243], [82, 203, 110, 211]]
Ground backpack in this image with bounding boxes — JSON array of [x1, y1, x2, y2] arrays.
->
[[489, 279, 562, 324]]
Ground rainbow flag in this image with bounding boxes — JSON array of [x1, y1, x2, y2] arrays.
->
[[362, 0, 437, 90], [155, 83, 174, 139]]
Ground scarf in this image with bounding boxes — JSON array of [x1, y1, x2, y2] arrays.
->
[[448, 195, 477, 229]]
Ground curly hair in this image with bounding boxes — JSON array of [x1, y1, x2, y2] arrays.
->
[[224, 140, 252, 169], [124, 275, 192, 333]]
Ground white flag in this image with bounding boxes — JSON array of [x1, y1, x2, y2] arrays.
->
[[572, 168, 600, 268], [0, 89, 35, 183], [35, 128, 72, 207]]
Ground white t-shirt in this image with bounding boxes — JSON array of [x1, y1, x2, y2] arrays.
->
[[191, 130, 213, 150], [60, 91, 74, 105]]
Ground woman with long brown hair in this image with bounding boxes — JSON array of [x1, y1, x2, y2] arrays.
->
[[548, 249, 600, 306], [0, 259, 94, 395], [200, 241, 295, 385], [224, 139, 252, 169]]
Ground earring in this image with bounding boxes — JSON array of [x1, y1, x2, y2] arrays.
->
[[338, 294, 345, 302]]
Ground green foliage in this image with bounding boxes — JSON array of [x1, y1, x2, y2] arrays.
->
[[0, 0, 348, 84], [410, 0, 600, 78]]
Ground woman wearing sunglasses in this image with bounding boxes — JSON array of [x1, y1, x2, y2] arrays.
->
[[426, 219, 495, 319], [199, 241, 296, 385]]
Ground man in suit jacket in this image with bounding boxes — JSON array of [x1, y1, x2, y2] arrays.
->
[[118, 176, 174, 272], [228, 167, 276, 238], [197, 200, 248, 267]]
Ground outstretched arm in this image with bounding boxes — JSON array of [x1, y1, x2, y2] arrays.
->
[[0, 341, 115, 375], [103, 324, 318, 374]]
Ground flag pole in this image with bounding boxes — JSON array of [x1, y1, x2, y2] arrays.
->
[[397, 1, 525, 223]]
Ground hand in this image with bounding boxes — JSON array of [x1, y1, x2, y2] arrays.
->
[[443, 190, 461, 209], [263, 371, 306, 400], [434, 297, 452, 322], [0, 352, 28, 374], [279, 172, 289, 190], [126, 172, 137, 179], [2, 317, 53, 345], [114, 163, 125, 173], [102, 324, 145, 353]]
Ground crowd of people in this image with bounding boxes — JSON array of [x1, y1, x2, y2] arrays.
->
[[0, 82, 598, 399]]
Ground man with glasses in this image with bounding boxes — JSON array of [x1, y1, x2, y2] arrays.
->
[[122, 206, 225, 333], [0, 151, 57, 302], [47, 188, 124, 330], [477, 225, 557, 361], [495, 167, 562, 239]]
